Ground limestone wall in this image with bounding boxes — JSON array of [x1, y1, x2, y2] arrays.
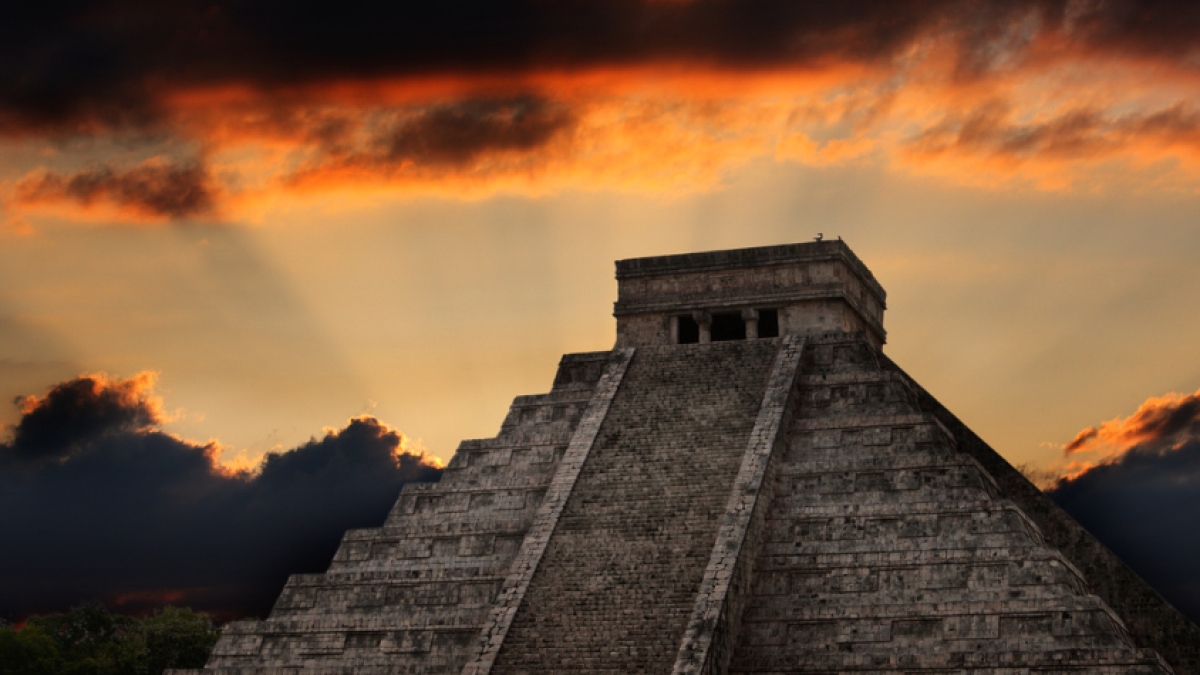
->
[[489, 340, 780, 675], [887, 352, 1200, 675], [191, 351, 614, 675], [729, 333, 1173, 674], [183, 331, 1197, 675], [613, 241, 886, 349]]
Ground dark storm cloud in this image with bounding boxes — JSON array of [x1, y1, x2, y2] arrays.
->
[[5, 0, 1200, 136], [1048, 388, 1200, 622], [0, 374, 443, 620], [281, 96, 576, 183], [381, 97, 575, 167], [1048, 438, 1200, 622], [6, 373, 161, 464], [1058, 0, 1200, 61], [0, 0, 950, 135], [14, 161, 218, 220]]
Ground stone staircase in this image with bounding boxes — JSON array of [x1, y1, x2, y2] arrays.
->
[[199, 351, 613, 675], [490, 340, 781, 675]]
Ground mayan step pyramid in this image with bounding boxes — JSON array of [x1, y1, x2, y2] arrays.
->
[[184, 241, 1200, 675]]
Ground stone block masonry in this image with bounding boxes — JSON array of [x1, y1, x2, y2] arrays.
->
[[672, 335, 806, 675], [728, 333, 1173, 674], [489, 339, 781, 675], [461, 348, 634, 675], [189, 351, 618, 675], [886, 350, 1200, 675], [178, 241, 1200, 675]]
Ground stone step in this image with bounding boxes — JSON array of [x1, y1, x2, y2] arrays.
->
[[765, 497, 1019, 520], [730, 647, 1170, 673], [439, 458, 561, 489], [326, 553, 518, 574], [751, 559, 1088, 597], [776, 461, 1001, 495], [741, 595, 1128, 633], [774, 449, 974, 474], [452, 433, 575, 454], [208, 627, 478, 673], [770, 484, 1001, 508], [740, 616, 1135, 652], [217, 616, 485, 635], [266, 600, 494, 622], [754, 545, 1078, 571], [286, 567, 504, 584], [339, 518, 531, 541], [270, 578, 502, 614], [766, 504, 1041, 542], [760, 530, 1047, 557]]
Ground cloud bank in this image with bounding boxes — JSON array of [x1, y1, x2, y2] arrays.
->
[[3, 0, 1200, 222], [0, 373, 443, 620], [2, 0, 1197, 129], [14, 161, 218, 220], [1064, 388, 1200, 455], [1046, 387, 1200, 622]]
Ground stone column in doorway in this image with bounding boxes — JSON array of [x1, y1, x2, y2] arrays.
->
[[742, 308, 759, 339], [693, 311, 712, 344]]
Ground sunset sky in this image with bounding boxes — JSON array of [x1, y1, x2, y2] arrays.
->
[[3, 0, 1200, 620]]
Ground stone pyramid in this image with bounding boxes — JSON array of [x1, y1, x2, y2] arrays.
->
[[185, 241, 1200, 675]]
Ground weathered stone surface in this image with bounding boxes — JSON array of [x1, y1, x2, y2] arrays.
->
[[885, 351, 1200, 675], [728, 332, 1173, 674], [489, 339, 779, 675], [672, 335, 806, 675], [461, 347, 634, 675], [179, 241, 1199, 675], [194, 351, 620, 675], [614, 241, 886, 349]]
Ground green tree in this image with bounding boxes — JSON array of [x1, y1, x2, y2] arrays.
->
[[136, 607, 219, 674], [26, 603, 142, 675], [3, 603, 219, 675], [0, 623, 64, 675]]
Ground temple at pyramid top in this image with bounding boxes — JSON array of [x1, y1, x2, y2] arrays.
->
[[614, 240, 887, 348]]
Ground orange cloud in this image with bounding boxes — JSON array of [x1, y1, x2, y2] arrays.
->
[[18, 371, 165, 426], [14, 160, 219, 223], [245, 94, 786, 201], [11, 62, 1200, 225], [1066, 388, 1200, 455], [6, 2, 1200, 223], [897, 98, 1200, 190], [1035, 387, 1200, 489]]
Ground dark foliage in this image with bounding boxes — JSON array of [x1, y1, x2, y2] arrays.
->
[[0, 603, 219, 675]]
